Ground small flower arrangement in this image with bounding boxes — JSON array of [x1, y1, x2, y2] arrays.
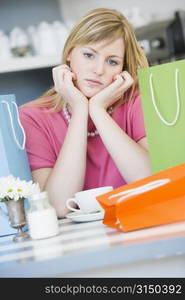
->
[[0, 175, 40, 202]]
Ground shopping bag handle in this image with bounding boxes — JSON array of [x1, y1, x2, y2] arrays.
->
[[149, 68, 180, 126], [109, 178, 170, 203], [1, 100, 26, 150]]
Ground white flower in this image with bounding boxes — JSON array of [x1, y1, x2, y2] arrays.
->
[[0, 175, 40, 202]]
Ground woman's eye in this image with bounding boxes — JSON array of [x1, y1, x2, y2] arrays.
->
[[83, 52, 94, 59], [108, 59, 118, 66]]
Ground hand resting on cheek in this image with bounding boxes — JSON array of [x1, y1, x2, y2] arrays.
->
[[89, 71, 134, 111], [52, 64, 88, 111]]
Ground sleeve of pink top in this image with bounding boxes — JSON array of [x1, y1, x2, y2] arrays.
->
[[19, 108, 56, 171], [130, 95, 146, 142]]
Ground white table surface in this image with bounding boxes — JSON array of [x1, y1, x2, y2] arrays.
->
[[0, 218, 185, 278]]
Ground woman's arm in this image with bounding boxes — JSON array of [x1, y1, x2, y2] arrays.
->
[[32, 66, 89, 218], [89, 106, 151, 183], [46, 105, 88, 218], [89, 72, 151, 183]]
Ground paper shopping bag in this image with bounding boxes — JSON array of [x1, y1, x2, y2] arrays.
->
[[96, 163, 185, 232], [138, 59, 185, 173], [0, 94, 32, 236]]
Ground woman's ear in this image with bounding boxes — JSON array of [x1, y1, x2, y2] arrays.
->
[[66, 52, 71, 63]]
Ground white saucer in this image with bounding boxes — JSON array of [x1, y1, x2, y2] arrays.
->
[[66, 211, 104, 223]]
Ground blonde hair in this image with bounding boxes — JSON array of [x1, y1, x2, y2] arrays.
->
[[27, 8, 148, 111]]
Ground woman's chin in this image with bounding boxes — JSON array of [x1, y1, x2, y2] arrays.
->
[[80, 88, 101, 99]]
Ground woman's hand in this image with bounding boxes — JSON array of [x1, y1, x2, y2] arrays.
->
[[52, 65, 88, 111], [89, 71, 134, 112]]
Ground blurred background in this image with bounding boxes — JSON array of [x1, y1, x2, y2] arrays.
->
[[0, 0, 185, 105]]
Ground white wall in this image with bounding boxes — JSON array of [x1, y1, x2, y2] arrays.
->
[[59, 0, 185, 27]]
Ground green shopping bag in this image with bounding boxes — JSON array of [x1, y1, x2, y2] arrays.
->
[[138, 59, 185, 173]]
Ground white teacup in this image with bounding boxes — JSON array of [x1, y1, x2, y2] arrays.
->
[[66, 186, 113, 214]]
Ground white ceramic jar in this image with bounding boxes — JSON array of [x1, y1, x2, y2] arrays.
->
[[27, 191, 59, 240]]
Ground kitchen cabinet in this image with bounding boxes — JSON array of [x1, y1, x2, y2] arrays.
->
[[0, 58, 59, 106], [0, 67, 54, 106], [0, 0, 62, 105], [0, 56, 60, 74]]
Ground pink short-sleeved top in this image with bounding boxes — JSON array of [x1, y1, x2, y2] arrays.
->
[[19, 93, 146, 189]]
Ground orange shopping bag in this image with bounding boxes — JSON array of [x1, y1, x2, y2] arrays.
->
[[96, 163, 185, 232]]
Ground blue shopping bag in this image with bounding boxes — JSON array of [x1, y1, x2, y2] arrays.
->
[[0, 94, 32, 236]]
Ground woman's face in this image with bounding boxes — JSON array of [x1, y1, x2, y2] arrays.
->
[[67, 38, 124, 98]]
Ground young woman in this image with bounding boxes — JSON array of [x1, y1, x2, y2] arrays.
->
[[19, 8, 151, 218]]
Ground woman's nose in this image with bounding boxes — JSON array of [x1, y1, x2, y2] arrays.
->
[[93, 60, 105, 75]]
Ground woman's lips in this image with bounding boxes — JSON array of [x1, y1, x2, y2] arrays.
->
[[85, 79, 103, 86]]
